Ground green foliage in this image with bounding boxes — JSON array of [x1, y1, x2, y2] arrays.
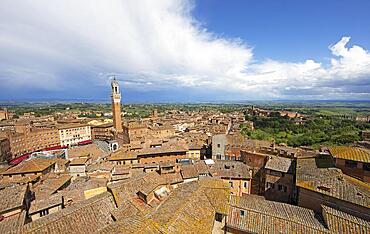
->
[[243, 114, 369, 148]]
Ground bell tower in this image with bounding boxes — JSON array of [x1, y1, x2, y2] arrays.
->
[[111, 77, 123, 132]]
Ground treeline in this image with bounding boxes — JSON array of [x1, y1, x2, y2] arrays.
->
[[242, 113, 369, 148]]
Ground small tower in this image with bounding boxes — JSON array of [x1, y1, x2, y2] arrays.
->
[[111, 77, 123, 132], [152, 109, 158, 119]]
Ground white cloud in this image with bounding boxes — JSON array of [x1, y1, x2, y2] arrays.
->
[[0, 0, 369, 100]]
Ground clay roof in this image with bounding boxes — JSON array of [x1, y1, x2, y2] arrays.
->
[[265, 156, 293, 173], [56, 123, 89, 130], [0, 210, 26, 233], [21, 192, 116, 234], [1, 158, 55, 175], [180, 164, 199, 179], [209, 161, 251, 179], [194, 161, 210, 174], [296, 157, 370, 209], [228, 195, 328, 233], [68, 144, 107, 161], [329, 146, 370, 163], [91, 123, 113, 128], [99, 215, 160, 234], [70, 157, 89, 166], [109, 149, 137, 161], [34, 174, 72, 199], [137, 145, 187, 156], [162, 172, 183, 185], [0, 174, 40, 188], [0, 185, 28, 214], [29, 194, 63, 214], [322, 205, 370, 233], [148, 179, 230, 233]]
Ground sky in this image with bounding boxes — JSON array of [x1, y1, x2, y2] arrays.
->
[[0, 0, 370, 102]]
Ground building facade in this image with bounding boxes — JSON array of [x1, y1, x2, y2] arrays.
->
[[91, 123, 114, 140], [0, 137, 11, 162], [8, 127, 60, 158], [58, 124, 91, 147]]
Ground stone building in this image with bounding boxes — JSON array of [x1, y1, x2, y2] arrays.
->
[[7, 126, 60, 158], [28, 195, 64, 221], [226, 194, 370, 233], [57, 123, 91, 147], [361, 130, 370, 141], [264, 156, 295, 203], [212, 134, 227, 160], [329, 146, 370, 182], [69, 157, 91, 177], [209, 161, 252, 196], [1, 158, 56, 180], [0, 108, 11, 121], [91, 123, 114, 140], [0, 184, 31, 233], [212, 133, 244, 161], [296, 157, 370, 221], [0, 137, 11, 162], [108, 149, 139, 165], [136, 145, 188, 164]]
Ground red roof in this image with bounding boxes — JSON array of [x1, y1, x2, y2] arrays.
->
[[8, 145, 66, 165], [43, 145, 68, 151], [78, 140, 93, 145], [9, 153, 31, 165]]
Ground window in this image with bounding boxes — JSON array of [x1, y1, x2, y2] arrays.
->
[[229, 181, 233, 188], [216, 154, 221, 160], [363, 163, 370, 171], [244, 182, 248, 188], [266, 182, 273, 189], [240, 210, 245, 216], [215, 213, 223, 222], [40, 209, 49, 217], [217, 144, 221, 148], [278, 184, 283, 191], [345, 160, 357, 168]]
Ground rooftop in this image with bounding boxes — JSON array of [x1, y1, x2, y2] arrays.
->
[[180, 164, 198, 179], [265, 156, 293, 173], [209, 161, 251, 179], [0, 185, 28, 214], [29, 194, 63, 214], [70, 157, 90, 166], [228, 195, 328, 233], [1, 158, 55, 175], [108, 149, 137, 161], [68, 143, 107, 160], [328, 146, 370, 163], [21, 192, 116, 234], [296, 157, 370, 209], [322, 205, 370, 233]]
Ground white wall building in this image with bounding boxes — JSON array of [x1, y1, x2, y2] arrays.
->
[[57, 124, 92, 147]]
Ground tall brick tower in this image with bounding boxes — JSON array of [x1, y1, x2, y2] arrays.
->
[[111, 77, 123, 132]]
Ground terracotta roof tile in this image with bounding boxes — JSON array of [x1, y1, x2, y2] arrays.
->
[[329, 146, 370, 163]]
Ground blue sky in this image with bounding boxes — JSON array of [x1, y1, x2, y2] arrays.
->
[[194, 0, 370, 62], [0, 0, 370, 102]]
